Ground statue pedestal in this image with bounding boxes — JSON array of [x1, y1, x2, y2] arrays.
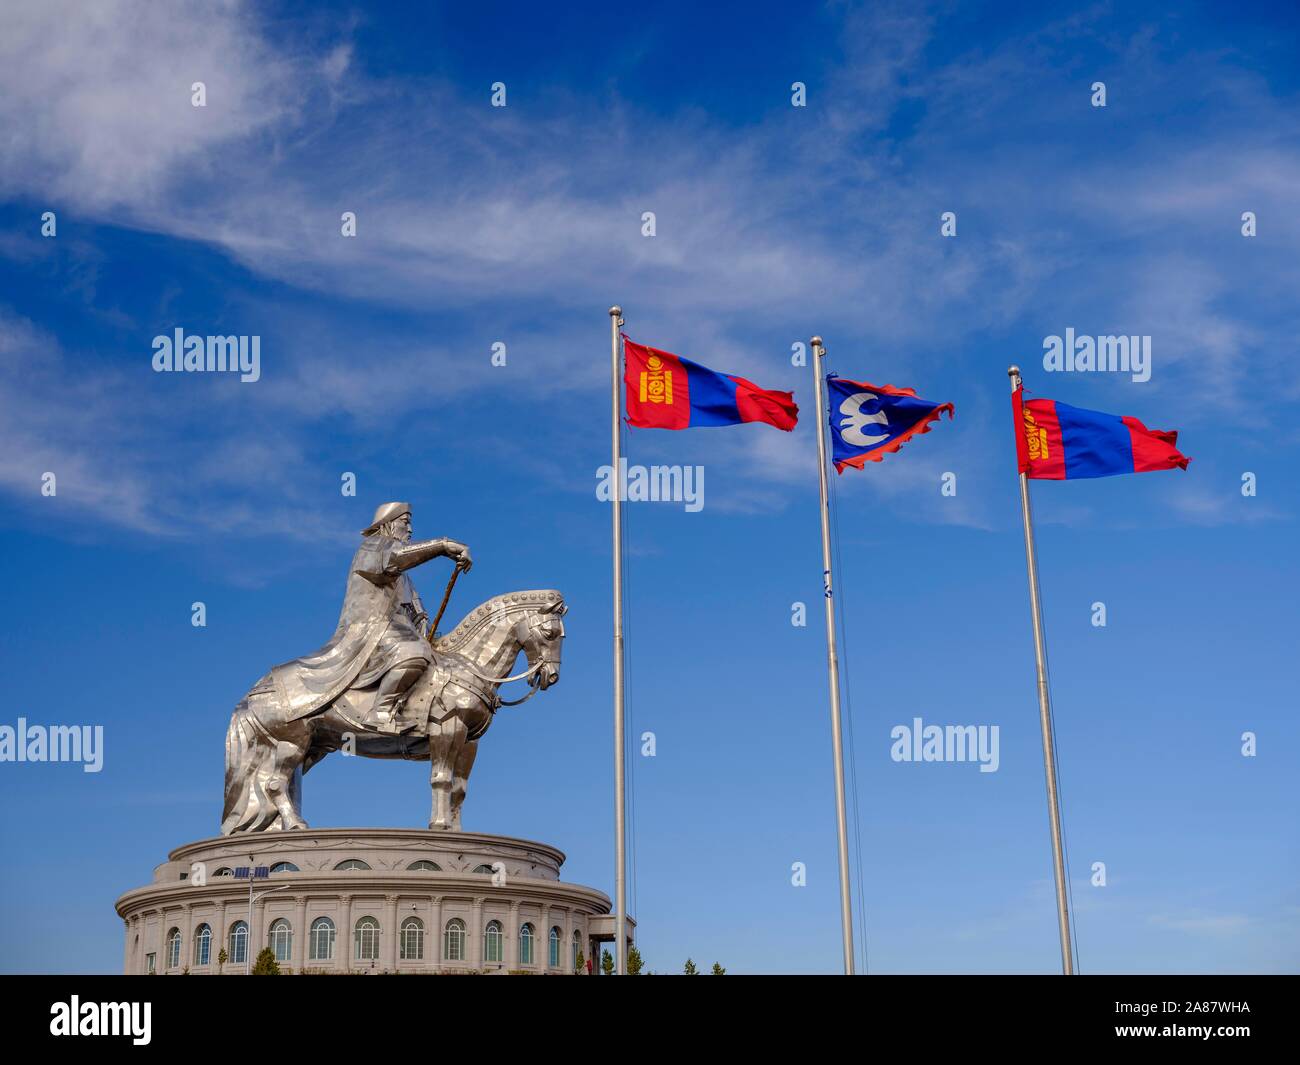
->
[[114, 828, 630, 974]]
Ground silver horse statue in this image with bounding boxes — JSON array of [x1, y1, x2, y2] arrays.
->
[[221, 502, 565, 834]]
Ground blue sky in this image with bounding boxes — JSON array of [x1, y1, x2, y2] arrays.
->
[[0, 0, 1297, 974]]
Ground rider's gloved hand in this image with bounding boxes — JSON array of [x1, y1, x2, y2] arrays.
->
[[446, 541, 473, 572]]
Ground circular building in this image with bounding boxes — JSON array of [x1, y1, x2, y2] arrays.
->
[[115, 828, 631, 975]]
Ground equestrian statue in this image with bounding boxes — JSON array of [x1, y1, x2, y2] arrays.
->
[[221, 502, 566, 834]]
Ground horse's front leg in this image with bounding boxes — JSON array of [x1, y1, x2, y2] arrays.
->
[[427, 718, 458, 830], [449, 738, 478, 832]]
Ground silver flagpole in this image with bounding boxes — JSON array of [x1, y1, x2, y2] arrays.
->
[[812, 336, 856, 975], [1008, 365, 1074, 975], [610, 306, 628, 976]]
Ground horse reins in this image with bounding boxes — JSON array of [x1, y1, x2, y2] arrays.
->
[[425, 564, 554, 709]]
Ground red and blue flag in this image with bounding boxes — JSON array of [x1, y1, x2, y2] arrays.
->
[[826, 375, 954, 472], [623, 337, 798, 431], [1013, 386, 1190, 479]]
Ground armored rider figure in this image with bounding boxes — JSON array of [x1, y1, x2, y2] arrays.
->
[[271, 502, 472, 734]]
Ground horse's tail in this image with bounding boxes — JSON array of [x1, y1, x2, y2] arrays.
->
[[221, 701, 263, 834], [220, 698, 281, 835]]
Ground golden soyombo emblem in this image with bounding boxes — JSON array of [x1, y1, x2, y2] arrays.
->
[[1023, 407, 1050, 461], [638, 355, 673, 405]]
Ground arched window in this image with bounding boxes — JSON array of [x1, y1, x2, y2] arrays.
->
[[334, 859, 371, 871], [213, 867, 233, 878], [406, 860, 441, 872], [229, 921, 248, 966], [165, 928, 181, 969], [269, 861, 299, 873], [572, 929, 581, 971], [354, 916, 379, 961], [472, 863, 495, 875], [309, 917, 335, 961], [483, 920, 503, 964], [443, 918, 466, 962], [400, 917, 424, 960], [193, 923, 211, 966], [269, 918, 292, 963], [548, 926, 561, 968], [519, 922, 534, 966]]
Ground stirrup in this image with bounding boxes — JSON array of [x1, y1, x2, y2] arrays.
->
[[375, 713, 415, 735]]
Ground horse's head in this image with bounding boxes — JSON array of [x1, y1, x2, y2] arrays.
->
[[436, 589, 567, 698], [513, 593, 566, 691]]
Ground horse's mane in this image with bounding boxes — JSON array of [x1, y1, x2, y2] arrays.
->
[[434, 589, 564, 654]]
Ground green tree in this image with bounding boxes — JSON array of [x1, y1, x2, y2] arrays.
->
[[251, 947, 280, 975], [627, 946, 644, 975], [575, 949, 585, 975], [601, 949, 614, 977], [683, 958, 698, 975], [217, 948, 228, 975], [711, 962, 726, 975]]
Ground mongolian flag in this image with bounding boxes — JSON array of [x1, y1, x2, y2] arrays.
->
[[826, 375, 954, 472], [623, 337, 798, 431], [1013, 386, 1190, 479]]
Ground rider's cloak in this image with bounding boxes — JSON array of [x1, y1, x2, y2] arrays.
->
[[270, 534, 433, 721]]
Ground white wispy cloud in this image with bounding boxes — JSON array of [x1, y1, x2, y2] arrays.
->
[[0, 0, 319, 211], [1148, 911, 1251, 935], [0, 1, 1294, 538], [0, 309, 347, 541]]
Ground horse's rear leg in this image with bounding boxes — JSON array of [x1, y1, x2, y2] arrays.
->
[[268, 740, 309, 830], [222, 695, 312, 834]]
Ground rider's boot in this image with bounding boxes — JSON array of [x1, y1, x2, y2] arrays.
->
[[369, 660, 425, 734], [373, 694, 415, 734]]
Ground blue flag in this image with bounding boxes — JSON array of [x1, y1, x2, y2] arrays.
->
[[827, 375, 955, 472]]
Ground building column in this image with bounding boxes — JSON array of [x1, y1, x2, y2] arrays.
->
[[430, 895, 443, 970], [507, 902, 520, 971], [539, 905, 551, 972], [217, 902, 230, 973], [330, 894, 345, 969], [252, 898, 265, 967], [560, 909, 571, 974], [293, 896, 308, 973], [141, 911, 153, 974], [343, 894, 355, 972], [385, 895, 399, 971], [470, 897, 485, 970], [181, 904, 193, 971], [136, 914, 148, 973]]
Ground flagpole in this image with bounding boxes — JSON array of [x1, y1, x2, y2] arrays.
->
[[610, 306, 628, 976], [812, 336, 856, 975], [1008, 365, 1074, 975]]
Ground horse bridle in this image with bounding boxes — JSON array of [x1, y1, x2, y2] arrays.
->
[[456, 613, 562, 710]]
